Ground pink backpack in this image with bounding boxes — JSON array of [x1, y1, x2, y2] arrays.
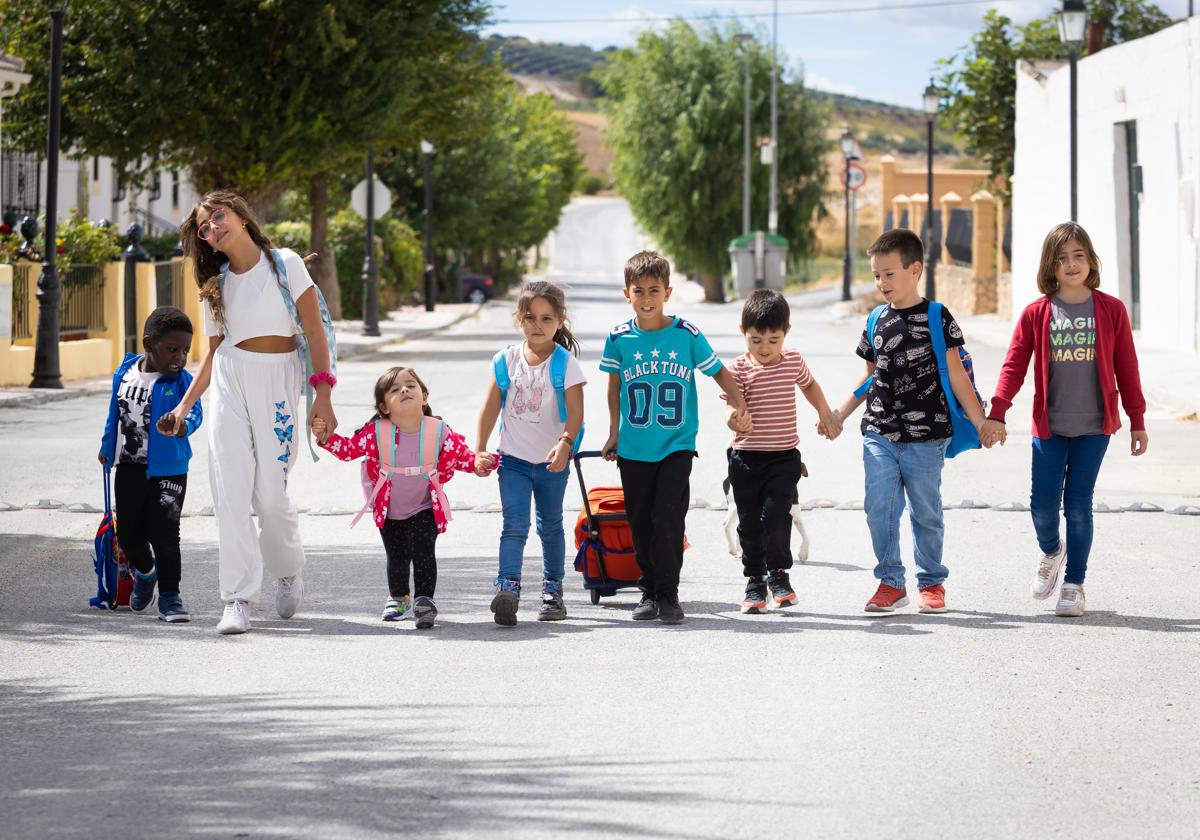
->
[[352, 418, 449, 527]]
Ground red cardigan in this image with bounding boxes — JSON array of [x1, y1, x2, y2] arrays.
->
[[987, 290, 1146, 439]]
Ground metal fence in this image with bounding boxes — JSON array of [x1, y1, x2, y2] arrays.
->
[[155, 258, 185, 310], [58, 264, 106, 337], [11, 263, 33, 340]]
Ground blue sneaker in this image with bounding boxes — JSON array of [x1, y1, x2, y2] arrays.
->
[[536, 578, 567, 621], [490, 577, 521, 626], [157, 592, 190, 623], [130, 569, 157, 613]]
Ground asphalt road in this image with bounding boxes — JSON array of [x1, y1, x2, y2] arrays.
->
[[1, 197, 1198, 839]]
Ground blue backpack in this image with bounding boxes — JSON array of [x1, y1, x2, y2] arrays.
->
[[854, 302, 982, 459], [90, 466, 134, 609], [492, 344, 583, 454]]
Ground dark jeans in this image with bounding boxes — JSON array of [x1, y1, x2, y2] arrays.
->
[[727, 448, 803, 578], [114, 463, 187, 593], [1030, 434, 1110, 585], [618, 450, 693, 598], [381, 508, 438, 598]]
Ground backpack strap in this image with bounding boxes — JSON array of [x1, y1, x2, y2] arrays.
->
[[550, 345, 569, 424], [350, 418, 452, 528], [927, 302, 962, 415], [352, 419, 395, 528], [492, 347, 511, 433], [853, 304, 890, 399]]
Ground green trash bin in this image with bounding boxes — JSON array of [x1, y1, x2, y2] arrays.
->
[[728, 231, 788, 299]]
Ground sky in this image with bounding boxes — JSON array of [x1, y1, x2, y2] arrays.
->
[[482, 0, 1196, 108]]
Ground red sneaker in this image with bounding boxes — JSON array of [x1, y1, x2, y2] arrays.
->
[[864, 583, 908, 612], [918, 584, 947, 613]]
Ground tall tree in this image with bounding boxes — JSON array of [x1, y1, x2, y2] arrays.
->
[[0, 0, 489, 317], [938, 1, 1173, 202], [602, 21, 829, 301]]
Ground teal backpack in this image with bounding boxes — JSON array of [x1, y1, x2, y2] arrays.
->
[[853, 301, 981, 459], [492, 344, 583, 454], [218, 249, 338, 461]]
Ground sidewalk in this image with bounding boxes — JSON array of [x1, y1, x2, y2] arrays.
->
[[0, 302, 482, 408]]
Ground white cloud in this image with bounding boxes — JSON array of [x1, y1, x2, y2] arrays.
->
[[805, 73, 860, 96]]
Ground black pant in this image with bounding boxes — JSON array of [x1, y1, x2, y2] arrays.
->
[[618, 450, 693, 598], [380, 508, 438, 599], [114, 463, 187, 593], [727, 448, 803, 578]]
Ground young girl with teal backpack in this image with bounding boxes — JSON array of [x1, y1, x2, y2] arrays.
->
[[476, 281, 586, 626]]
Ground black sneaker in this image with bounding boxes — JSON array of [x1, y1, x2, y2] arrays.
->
[[766, 570, 797, 608], [656, 594, 685, 625], [631, 594, 658, 621], [741, 577, 768, 614], [413, 596, 438, 629]]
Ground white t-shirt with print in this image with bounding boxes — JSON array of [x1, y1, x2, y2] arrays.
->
[[116, 361, 161, 464], [497, 343, 587, 464], [202, 248, 314, 345]]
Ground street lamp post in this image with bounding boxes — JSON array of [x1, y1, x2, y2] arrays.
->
[[31, 7, 65, 389], [768, 0, 778, 235], [362, 149, 380, 337], [420, 140, 436, 313], [734, 33, 754, 235], [923, 79, 940, 301], [840, 128, 856, 302], [1057, 0, 1088, 222]]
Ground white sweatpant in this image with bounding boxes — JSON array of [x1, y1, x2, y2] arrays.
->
[[209, 344, 306, 603]]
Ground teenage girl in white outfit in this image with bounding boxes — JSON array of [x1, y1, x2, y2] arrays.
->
[[161, 191, 337, 635]]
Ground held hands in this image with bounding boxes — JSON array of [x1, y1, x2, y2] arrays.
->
[[475, 451, 498, 476], [816, 410, 843, 440], [156, 407, 187, 437], [979, 419, 1007, 448], [1131, 430, 1149, 456], [545, 440, 571, 473], [725, 407, 753, 434], [309, 395, 337, 444]]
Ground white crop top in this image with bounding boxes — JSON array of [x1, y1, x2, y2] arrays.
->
[[202, 248, 315, 345]]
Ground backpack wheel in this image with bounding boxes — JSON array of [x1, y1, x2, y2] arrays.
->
[[589, 589, 601, 605]]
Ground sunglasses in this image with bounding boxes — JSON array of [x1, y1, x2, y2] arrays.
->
[[197, 208, 230, 241]]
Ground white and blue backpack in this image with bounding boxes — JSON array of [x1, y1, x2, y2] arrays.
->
[[492, 344, 583, 454]]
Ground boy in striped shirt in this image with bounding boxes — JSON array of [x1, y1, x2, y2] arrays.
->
[[726, 290, 842, 613]]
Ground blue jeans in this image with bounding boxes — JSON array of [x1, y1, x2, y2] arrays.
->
[[863, 434, 949, 590], [498, 453, 571, 582], [1030, 434, 1110, 585]]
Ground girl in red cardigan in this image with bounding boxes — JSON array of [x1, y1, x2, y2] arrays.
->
[[312, 367, 495, 628], [981, 223, 1148, 617]]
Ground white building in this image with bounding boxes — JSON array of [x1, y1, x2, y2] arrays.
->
[[0, 53, 199, 239], [1011, 17, 1200, 353]]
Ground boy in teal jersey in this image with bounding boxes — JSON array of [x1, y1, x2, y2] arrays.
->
[[600, 250, 751, 624]]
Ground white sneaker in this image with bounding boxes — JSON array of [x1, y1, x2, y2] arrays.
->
[[1031, 540, 1066, 600], [1055, 583, 1085, 617], [217, 600, 251, 635], [276, 575, 303, 619]]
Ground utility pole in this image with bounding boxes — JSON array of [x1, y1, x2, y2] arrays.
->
[[31, 7, 64, 389], [362, 150, 380, 336], [768, 0, 779, 235]]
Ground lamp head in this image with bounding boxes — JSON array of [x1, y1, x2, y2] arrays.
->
[[839, 128, 855, 159], [1057, 0, 1088, 48], [419, 140, 434, 155], [922, 79, 940, 116]]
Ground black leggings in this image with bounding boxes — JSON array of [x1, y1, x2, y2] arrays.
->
[[114, 463, 187, 593], [380, 509, 438, 599]]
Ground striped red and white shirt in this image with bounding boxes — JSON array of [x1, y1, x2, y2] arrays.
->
[[729, 348, 813, 451]]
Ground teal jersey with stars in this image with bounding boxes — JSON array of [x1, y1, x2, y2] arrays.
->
[[599, 316, 723, 462]]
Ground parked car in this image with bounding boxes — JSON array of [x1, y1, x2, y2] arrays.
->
[[460, 273, 495, 304]]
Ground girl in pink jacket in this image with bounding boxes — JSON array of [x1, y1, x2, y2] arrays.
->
[[313, 367, 495, 628]]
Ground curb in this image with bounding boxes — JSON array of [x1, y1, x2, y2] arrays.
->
[[0, 303, 485, 410]]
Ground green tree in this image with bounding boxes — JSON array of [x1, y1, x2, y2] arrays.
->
[[0, 0, 489, 317], [938, 1, 1172, 201], [379, 69, 582, 284], [602, 21, 829, 301]]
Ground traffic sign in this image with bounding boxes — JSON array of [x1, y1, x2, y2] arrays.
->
[[842, 162, 867, 192], [351, 176, 392, 218]]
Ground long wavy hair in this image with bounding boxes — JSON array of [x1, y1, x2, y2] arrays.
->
[[514, 280, 580, 354], [180, 190, 279, 329], [1036, 222, 1102, 295]]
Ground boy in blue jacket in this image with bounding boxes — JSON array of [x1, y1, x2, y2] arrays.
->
[[98, 306, 202, 622]]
